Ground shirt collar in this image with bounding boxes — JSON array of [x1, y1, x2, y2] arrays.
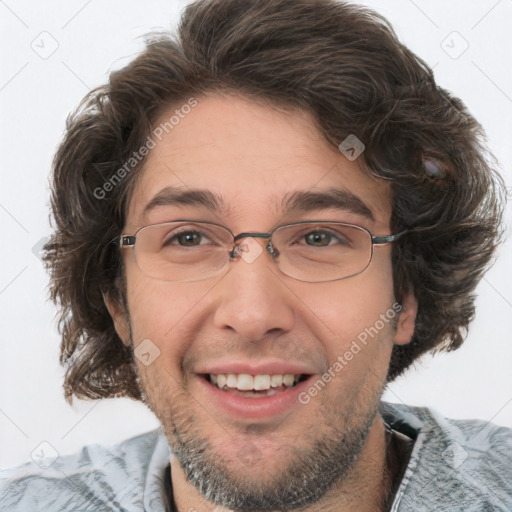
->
[[142, 429, 173, 512]]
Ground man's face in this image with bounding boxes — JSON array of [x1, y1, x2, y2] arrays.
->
[[111, 93, 416, 509]]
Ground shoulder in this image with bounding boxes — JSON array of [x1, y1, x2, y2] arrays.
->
[[0, 428, 167, 512], [382, 402, 512, 512]]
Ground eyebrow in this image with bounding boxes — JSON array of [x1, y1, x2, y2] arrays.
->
[[141, 186, 374, 221], [141, 187, 226, 218], [282, 189, 375, 221]]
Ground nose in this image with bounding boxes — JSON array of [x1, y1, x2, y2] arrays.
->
[[212, 238, 295, 341]]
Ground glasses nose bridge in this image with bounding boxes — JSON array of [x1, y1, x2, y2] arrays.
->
[[231, 231, 275, 259]]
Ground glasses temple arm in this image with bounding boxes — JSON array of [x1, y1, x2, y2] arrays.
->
[[372, 229, 408, 245]]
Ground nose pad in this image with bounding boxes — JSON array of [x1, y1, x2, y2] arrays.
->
[[229, 233, 279, 263], [230, 238, 264, 264], [267, 240, 279, 258], [230, 236, 277, 265]]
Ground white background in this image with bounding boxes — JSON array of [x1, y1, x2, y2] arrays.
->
[[1, 0, 511, 468]]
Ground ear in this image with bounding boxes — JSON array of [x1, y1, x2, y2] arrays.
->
[[393, 292, 418, 346], [103, 291, 131, 347]]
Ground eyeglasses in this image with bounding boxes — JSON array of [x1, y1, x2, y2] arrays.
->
[[119, 220, 407, 283]]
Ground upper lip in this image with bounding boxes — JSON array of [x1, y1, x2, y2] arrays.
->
[[197, 359, 316, 376]]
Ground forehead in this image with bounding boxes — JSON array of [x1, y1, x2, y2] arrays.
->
[[126, 93, 391, 229]]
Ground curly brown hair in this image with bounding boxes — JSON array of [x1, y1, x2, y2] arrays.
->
[[44, 0, 505, 402]]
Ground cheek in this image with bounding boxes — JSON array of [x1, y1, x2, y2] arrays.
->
[[293, 253, 396, 365], [128, 276, 200, 351], [299, 267, 394, 337], [125, 278, 212, 401], [125, 273, 212, 361]]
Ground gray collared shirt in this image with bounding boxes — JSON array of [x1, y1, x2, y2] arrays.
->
[[2, 402, 511, 511]]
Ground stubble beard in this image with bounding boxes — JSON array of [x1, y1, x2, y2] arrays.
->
[[136, 365, 384, 511]]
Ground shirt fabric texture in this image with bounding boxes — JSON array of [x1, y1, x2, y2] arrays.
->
[[1, 402, 511, 511]]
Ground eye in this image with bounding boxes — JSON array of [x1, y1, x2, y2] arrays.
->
[[302, 230, 349, 247], [304, 231, 332, 247], [164, 229, 212, 247], [175, 231, 203, 246]]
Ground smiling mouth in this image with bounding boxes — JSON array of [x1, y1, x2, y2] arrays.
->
[[203, 373, 309, 397]]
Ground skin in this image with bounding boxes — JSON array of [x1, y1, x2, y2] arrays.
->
[[107, 92, 418, 511]]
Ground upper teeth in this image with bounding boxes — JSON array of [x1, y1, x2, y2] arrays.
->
[[210, 373, 301, 391]]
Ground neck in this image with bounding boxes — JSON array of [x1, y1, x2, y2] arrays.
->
[[170, 416, 392, 512]]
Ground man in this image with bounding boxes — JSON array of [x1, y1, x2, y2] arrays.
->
[[2, 0, 510, 510]]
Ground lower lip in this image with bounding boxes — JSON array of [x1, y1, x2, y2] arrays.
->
[[198, 375, 314, 420]]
